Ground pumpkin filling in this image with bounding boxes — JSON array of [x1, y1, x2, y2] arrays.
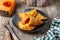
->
[[23, 18, 30, 25], [3, 1, 11, 7]]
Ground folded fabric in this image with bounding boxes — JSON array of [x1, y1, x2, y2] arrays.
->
[[34, 18, 60, 40]]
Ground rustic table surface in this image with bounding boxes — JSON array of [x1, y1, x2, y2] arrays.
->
[[0, 0, 60, 40]]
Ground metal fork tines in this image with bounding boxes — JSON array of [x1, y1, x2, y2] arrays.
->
[[4, 22, 19, 40]]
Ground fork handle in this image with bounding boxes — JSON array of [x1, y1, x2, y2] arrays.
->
[[12, 33, 19, 40], [7, 25, 19, 40]]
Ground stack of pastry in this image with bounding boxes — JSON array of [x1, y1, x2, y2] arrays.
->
[[0, 0, 16, 16], [18, 9, 47, 31]]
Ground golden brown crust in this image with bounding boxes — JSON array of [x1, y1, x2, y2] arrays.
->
[[36, 13, 47, 20], [18, 21, 35, 31], [18, 9, 47, 31]]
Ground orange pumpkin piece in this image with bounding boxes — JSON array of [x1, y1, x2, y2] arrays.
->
[[0, 0, 16, 16]]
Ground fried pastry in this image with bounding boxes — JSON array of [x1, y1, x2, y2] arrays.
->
[[36, 13, 47, 20], [26, 9, 47, 20], [26, 9, 38, 17], [18, 13, 28, 19], [18, 9, 47, 31], [18, 21, 35, 31], [21, 15, 43, 26], [18, 14, 44, 30]]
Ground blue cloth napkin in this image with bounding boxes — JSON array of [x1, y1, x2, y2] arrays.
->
[[34, 18, 60, 40]]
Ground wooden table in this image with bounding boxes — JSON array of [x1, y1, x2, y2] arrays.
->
[[0, 0, 60, 40]]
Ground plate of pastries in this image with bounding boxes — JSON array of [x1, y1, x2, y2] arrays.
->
[[12, 8, 49, 33]]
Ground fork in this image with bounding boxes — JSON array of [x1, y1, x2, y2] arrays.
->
[[4, 21, 19, 40]]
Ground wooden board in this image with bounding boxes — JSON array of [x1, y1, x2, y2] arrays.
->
[[0, 16, 11, 40], [0, 0, 60, 40]]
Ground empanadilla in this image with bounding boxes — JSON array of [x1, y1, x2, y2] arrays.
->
[[18, 21, 35, 31], [18, 9, 47, 31]]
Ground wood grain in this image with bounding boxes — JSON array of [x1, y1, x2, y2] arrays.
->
[[0, 16, 11, 40], [0, 0, 60, 40]]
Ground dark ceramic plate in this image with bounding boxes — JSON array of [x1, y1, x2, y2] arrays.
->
[[12, 8, 50, 34]]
